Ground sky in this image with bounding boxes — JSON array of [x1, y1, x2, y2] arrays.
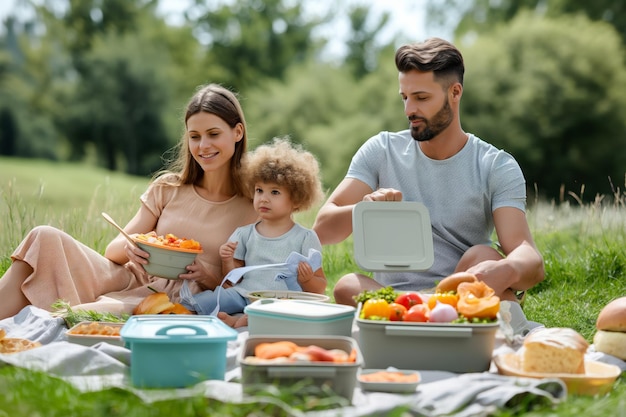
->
[[0, 0, 453, 54]]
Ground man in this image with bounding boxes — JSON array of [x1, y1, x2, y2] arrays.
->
[[313, 38, 545, 322]]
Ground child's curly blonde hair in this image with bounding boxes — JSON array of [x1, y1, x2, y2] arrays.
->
[[243, 137, 324, 212]]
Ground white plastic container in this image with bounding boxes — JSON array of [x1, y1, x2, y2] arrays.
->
[[239, 335, 362, 402], [356, 305, 498, 373], [245, 299, 356, 337]]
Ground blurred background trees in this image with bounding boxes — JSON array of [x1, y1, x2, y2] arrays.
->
[[1, 0, 625, 203]]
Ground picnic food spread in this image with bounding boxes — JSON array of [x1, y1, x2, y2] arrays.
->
[[134, 231, 202, 251], [521, 327, 589, 374], [0, 328, 41, 354], [593, 296, 626, 360]]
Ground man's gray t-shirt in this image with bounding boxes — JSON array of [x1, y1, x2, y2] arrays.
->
[[229, 222, 323, 295], [347, 130, 526, 290]]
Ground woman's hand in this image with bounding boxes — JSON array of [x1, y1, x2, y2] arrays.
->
[[178, 262, 222, 290], [123, 242, 150, 279]]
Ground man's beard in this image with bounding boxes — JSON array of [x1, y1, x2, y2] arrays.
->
[[409, 98, 454, 142]]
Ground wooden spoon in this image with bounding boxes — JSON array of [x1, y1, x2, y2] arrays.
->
[[101, 212, 139, 248]]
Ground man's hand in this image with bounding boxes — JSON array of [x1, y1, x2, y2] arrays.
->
[[363, 188, 403, 202], [466, 260, 519, 302]]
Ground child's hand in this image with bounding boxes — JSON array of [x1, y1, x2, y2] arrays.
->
[[296, 261, 314, 284], [219, 241, 238, 260]]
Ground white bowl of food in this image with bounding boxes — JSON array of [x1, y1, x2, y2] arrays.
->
[[66, 321, 125, 347], [246, 290, 330, 303]]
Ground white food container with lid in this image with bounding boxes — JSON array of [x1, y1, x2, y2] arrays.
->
[[352, 201, 497, 373], [245, 299, 356, 337]]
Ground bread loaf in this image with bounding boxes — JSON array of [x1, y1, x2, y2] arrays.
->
[[522, 327, 588, 374]]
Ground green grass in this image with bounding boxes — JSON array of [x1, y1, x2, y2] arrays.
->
[[1, 157, 626, 416]]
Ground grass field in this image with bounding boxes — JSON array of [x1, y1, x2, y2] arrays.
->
[[1, 156, 626, 416]]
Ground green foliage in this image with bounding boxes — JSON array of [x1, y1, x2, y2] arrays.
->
[[188, 0, 329, 92], [429, 0, 626, 46], [461, 12, 626, 202]]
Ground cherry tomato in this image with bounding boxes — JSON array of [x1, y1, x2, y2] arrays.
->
[[361, 299, 391, 320], [427, 292, 459, 310], [404, 304, 429, 322], [395, 292, 423, 310], [388, 302, 408, 321]]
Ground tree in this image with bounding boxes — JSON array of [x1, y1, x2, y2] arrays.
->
[[427, 0, 626, 46], [185, 0, 329, 91], [460, 12, 626, 202], [59, 30, 173, 175], [344, 5, 390, 78]]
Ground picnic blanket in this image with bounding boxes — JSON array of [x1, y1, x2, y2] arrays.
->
[[1, 306, 624, 417]]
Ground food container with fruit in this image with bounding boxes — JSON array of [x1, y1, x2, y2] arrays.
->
[[239, 335, 362, 402], [354, 274, 500, 373], [245, 299, 356, 337]]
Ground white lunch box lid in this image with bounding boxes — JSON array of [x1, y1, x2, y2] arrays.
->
[[121, 315, 237, 343], [352, 201, 434, 272], [245, 299, 356, 321]]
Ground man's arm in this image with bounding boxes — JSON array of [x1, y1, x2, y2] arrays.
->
[[466, 207, 545, 296], [313, 178, 403, 245]]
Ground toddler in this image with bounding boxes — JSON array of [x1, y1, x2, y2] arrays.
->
[[180, 138, 326, 326]]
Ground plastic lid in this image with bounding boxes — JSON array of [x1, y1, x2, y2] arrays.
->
[[245, 299, 356, 321], [352, 201, 434, 272], [120, 315, 237, 343]]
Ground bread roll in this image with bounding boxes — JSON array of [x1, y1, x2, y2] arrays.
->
[[593, 330, 626, 360], [596, 296, 626, 331], [435, 272, 477, 293], [594, 296, 626, 359], [161, 303, 193, 315], [133, 292, 175, 315], [522, 327, 588, 374]]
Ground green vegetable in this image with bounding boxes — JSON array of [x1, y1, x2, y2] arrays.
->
[[452, 315, 497, 324], [353, 286, 398, 305], [51, 300, 129, 328]]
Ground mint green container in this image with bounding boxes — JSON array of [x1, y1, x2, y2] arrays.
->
[[121, 315, 237, 388], [245, 299, 356, 337]]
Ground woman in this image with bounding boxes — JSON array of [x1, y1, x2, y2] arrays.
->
[[0, 84, 258, 319]]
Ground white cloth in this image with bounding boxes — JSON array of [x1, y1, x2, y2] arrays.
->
[[3, 306, 611, 416]]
